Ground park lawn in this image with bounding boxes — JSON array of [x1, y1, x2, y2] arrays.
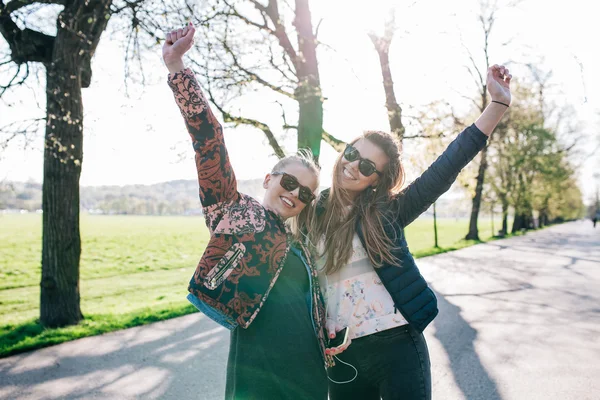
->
[[0, 213, 510, 357]]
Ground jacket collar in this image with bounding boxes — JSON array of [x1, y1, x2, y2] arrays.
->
[[315, 188, 330, 217]]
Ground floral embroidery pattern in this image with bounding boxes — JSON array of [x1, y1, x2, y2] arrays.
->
[[169, 68, 332, 367], [319, 234, 408, 340]]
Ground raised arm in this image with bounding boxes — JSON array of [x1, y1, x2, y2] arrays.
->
[[163, 23, 238, 209], [393, 65, 512, 227]]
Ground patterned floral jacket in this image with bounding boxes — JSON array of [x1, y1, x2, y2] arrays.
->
[[168, 68, 333, 367]]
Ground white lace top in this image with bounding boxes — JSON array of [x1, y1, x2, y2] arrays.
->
[[317, 233, 408, 340]]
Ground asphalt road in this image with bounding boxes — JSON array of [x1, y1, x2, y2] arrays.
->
[[1, 220, 599, 399]]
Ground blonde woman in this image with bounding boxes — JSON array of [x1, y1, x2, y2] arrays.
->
[[163, 22, 332, 399]]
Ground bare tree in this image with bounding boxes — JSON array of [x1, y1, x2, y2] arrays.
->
[[367, 10, 405, 146], [460, 0, 503, 241], [187, 0, 345, 161], [0, 0, 169, 328]]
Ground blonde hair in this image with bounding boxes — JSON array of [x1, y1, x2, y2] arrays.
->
[[273, 149, 320, 242], [306, 131, 405, 274]]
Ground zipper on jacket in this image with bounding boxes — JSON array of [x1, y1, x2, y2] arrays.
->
[[208, 247, 243, 289], [294, 247, 319, 349]]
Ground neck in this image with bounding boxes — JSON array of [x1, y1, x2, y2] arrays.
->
[[262, 202, 287, 221]]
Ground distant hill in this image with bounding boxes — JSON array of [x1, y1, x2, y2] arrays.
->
[[0, 179, 265, 216], [0, 179, 472, 218]]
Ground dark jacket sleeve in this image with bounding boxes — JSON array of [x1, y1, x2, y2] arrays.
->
[[392, 124, 488, 227], [167, 68, 238, 209]]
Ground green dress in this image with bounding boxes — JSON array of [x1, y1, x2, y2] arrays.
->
[[225, 249, 328, 400]]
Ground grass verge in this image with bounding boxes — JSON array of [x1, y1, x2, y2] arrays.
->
[[1, 213, 518, 358]]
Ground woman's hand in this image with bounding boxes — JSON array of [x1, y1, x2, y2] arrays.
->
[[325, 321, 352, 356], [487, 64, 512, 106], [162, 22, 196, 74]]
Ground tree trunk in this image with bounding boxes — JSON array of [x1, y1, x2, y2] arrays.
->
[[512, 211, 534, 233], [41, 50, 84, 328], [501, 199, 509, 236], [465, 145, 489, 240], [512, 213, 525, 233], [294, 0, 323, 161], [538, 210, 546, 228], [40, 1, 112, 328], [372, 37, 404, 146]]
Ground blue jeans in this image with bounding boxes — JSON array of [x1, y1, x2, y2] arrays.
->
[[328, 324, 431, 400]]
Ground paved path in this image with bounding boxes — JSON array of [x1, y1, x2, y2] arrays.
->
[[1, 221, 599, 399]]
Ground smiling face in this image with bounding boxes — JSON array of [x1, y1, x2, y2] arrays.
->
[[338, 138, 389, 196], [262, 161, 319, 220]]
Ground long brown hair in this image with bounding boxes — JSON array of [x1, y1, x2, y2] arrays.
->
[[307, 131, 405, 274]]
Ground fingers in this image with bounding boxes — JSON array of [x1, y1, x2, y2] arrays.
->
[[168, 29, 179, 44], [490, 64, 511, 81], [326, 338, 352, 356], [164, 22, 196, 52], [326, 320, 336, 339]]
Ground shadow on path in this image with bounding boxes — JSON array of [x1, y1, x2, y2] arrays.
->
[[432, 288, 503, 400]]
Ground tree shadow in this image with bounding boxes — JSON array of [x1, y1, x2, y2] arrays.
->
[[0, 313, 229, 399], [432, 287, 503, 400]]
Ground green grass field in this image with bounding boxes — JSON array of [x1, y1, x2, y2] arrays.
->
[[0, 213, 511, 357]]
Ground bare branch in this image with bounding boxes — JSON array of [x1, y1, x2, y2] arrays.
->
[[451, 87, 481, 110], [267, 46, 297, 85], [461, 38, 485, 91], [223, 112, 286, 159], [200, 67, 286, 159], [222, 38, 295, 99], [0, 62, 29, 96], [225, 6, 274, 34], [321, 130, 345, 152], [0, 4, 55, 64], [110, 0, 145, 15], [314, 17, 323, 40], [272, 104, 346, 152], [239, 0, 298, 69], [0, 117, 43, 151], [276, 100, 292, 128], [4, 0, 65, 14]]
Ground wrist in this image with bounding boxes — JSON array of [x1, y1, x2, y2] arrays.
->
[[490, 98, 510, 107], [165, 58, 186, 74]]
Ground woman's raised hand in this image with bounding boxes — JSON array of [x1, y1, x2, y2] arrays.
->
[[162, 22, 196, 74], [487, 64, 512, 106]]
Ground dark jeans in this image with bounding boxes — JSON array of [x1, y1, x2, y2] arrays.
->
[[328, 324, 431, 400]]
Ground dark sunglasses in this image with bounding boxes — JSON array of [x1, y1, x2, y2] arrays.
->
[[343, 145, 383, 177], [271, 172, 316, 204]]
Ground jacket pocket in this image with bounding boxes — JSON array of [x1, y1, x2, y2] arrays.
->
[[204, 242, 246, 290]]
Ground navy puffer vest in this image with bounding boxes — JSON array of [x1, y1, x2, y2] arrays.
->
[[317, 124, 488, 332]]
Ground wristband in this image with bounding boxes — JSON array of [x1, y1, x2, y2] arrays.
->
[[491, 100, 509, 108]]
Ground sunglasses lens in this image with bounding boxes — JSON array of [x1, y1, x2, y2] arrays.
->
[[344, 146, 359, 161], [359, 161, 376, 177], [298, 188, 313, 204], [280, 174, 299, 191], [278, 172, 314, 204]]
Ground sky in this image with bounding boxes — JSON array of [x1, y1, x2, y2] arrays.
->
[[0, 0, 598, 203]]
